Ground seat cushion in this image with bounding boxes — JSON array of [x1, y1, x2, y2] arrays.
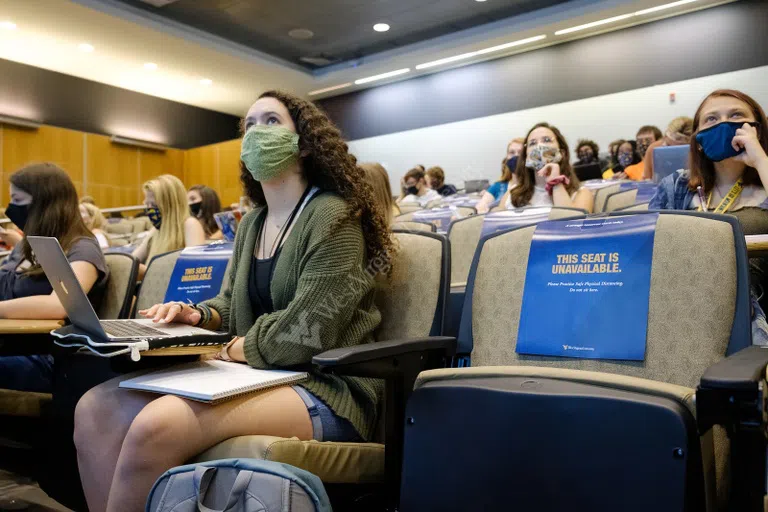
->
[[0, 389, 51, 417], [193, 436, 385, 484]]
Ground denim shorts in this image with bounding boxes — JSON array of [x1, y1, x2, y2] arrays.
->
[[292, 386, 362, 442]]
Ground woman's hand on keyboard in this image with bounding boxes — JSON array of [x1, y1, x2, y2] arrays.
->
[[139, 302, 201, 324]]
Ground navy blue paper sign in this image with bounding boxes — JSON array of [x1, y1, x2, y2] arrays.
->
[[163, 242, 234, 303], [480, 207, 552, 238], [412, 207, 461, 233], [516, 214, 658, 360]]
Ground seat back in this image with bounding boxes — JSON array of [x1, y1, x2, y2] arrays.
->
[[374, 230, 449, 342], [653, 145, 689, 183], [394, 211, 420, 222], [397, 204, 422, 215], [455, 206, 476, 217], [99, 253, 138, 319], [461, 210, 750, 387], [104, 221, 133, 235], [593, 183, 622, 213], [133, 249, 182, 316], [617, 202, 650, 212], [447, 207, 586, 288], [604, 189, 638, 212], [392, 221, 435, 233]]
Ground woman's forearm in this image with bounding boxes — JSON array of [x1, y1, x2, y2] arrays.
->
[[0, 294, 67, 320]]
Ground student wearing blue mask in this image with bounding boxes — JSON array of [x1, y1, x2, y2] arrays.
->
[[649, 89, 768, 345], [649, 89, 768, 215], [477, 138, 524, 214]]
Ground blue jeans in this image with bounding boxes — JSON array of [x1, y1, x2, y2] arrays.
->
[[0, 354, 54, 393], [292, 386, 362, 442]]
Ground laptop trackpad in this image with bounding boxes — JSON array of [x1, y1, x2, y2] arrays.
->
[[133, 319, 215, 336]]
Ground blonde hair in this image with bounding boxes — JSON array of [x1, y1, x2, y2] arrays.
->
[[360, 163, 396, 225], [143, 174, 189, 260], [80, 202, 105, 230], [665, 116, 694, 144]]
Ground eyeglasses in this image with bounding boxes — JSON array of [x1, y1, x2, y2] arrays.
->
[[527, 136, 555, 147]]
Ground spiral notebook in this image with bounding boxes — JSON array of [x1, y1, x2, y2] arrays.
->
[[119, 360, 308, 403]]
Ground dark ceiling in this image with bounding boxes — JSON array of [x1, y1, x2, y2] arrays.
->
[[118, 0, 572, 70]]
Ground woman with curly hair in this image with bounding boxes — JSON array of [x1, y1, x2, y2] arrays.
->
[[73, 91, 395, 512]]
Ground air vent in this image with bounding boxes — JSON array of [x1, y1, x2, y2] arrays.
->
[[299, 55, 338, 67], [138, 0, 180, 7]]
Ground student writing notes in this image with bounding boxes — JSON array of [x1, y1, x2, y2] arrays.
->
[[500, 123, 594, 213], [73, 90, 394, 512]]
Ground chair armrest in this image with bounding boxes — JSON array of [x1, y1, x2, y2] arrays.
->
[[313, 336, 456, 371], [700, 345, 768, 391]]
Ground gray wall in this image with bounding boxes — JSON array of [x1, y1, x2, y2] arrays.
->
[[0, 58, 241, 149], [318, 0, 768, 141]]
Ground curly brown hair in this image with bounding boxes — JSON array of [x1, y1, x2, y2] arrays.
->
[[239, 90, 395, 266]]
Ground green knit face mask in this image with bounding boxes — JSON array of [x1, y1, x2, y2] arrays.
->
[[240, 125, 300, 182]]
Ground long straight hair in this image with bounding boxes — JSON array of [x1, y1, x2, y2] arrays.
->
[[689, 89, 768, 194], [10, 163, 94, 276], [189, 184, 222, 237], [144, 174, 189, 260], [509, 123, 580, 208], [499, 138, 525, 182]]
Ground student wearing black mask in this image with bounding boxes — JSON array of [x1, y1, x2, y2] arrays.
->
[[187, 184, 224, 240], [477, 138, 524, 213], [0, 163, 109, 393]]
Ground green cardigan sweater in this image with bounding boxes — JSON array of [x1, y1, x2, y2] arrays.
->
[[203, 193, 383, 441]]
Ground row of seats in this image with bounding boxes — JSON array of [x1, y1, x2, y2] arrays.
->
[[2, 208, 762, 510]]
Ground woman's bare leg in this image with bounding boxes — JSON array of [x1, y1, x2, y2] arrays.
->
[[105, 386, 312, 512], [74, 374, 160, 512]]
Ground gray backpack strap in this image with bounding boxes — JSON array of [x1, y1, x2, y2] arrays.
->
[[194, 466, 254, 512]]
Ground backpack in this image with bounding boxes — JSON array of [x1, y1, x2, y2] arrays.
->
[[146, 458, 332, 512]]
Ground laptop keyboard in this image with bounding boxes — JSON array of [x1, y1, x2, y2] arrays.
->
[[101, 320, 168, 338]]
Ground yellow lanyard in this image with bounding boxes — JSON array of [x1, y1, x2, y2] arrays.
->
[[700, 180, 744, 213]]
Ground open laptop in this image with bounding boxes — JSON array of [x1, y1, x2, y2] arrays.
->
[[28, 236, 228, 342], [573, 162, 603, 182], [464, 179, 490, 193]]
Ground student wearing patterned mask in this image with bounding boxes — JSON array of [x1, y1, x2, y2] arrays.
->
[[74, 90, 395, 512], [499, 123, 593, 212], [476, 138, 523, 214], [635, 125, 663, 159], [649, 89, 768, 345], [132, 174, 206, 280]]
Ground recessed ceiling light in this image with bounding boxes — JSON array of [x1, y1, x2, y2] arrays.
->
[[0, 21, 16, 30], [354, 68, 410, 85], [288, 28, 314, 40], [415, 35, 546, 69], [199, 78, 213, 86], [308, 83, 354, 96], [475, 0, 488, 2], [373, 23, 390, 32], [554, 13, 633, 35], [78, 43, 95, 52], [635, 0, 699, 16], [143, 62, 158, 71]]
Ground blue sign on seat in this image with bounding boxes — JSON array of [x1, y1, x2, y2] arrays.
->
[[164, 242, 234, 303], [517, 214, 658, 360]]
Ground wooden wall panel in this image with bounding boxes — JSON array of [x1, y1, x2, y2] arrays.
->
[[184, 145, 218, 192], [217, 139, 243, 208], [139, 148, 185, 204], [1, 125, 85, 205], [84, 134, 140, 208]]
